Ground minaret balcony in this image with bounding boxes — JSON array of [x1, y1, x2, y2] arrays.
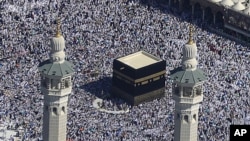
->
[[173, 94, 203, 104], [41, 86, 72, 96]]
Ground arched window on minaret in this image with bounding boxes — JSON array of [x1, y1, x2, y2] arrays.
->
[[193, 114, 196, 122], [52, 107, 57, 115], [183, 87, 192, 97], [55, 79, 59, 89], [65, 77, 71, 88], [51, 79, 54, 89], [62, 106, 65, 114], [65, 79, 69, 88], [184, 115, 189, 123], [51, 79, 60, 89], [172, 83, 179, 96], [196, 85, 202, 96]]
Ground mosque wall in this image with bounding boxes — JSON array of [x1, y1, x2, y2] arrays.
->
[[177, 0, 250, 38]]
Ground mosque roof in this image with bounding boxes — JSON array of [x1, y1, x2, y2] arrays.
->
[[244, 6, 250, 15], [170, 67, 206, 84], [38, 60, 74, 77], [209, 0, 222, 3], [220, 0, 235, 7], [232, 0, 246, 2], [232, 1, 246, 11]]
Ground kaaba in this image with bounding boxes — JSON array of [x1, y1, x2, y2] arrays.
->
[[111, 51, 166, 106]]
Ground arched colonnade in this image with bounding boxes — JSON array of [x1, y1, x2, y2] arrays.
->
[[169, 0, 250, 39]]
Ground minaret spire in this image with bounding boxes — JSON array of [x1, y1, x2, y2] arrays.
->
[[187, 24, 194, 45], [55, 17, 62, 37], [181, 24, 198, 70], [50, 17, 66, 63]]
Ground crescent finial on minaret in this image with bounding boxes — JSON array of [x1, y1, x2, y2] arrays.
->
[[187, 24, 194, 45], [55, 17, 62, 37]]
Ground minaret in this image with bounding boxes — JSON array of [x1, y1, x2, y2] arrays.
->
[[38, 18, 74, 141], [170, 25, 206, 141]]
